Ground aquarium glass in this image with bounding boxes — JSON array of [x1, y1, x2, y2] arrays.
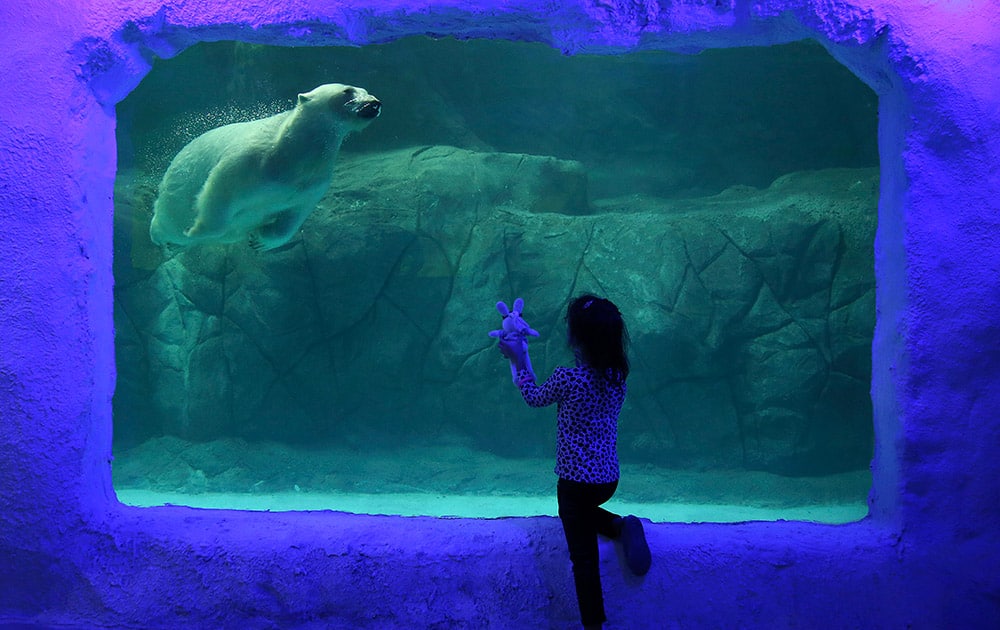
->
[[113, 37, 877, 522]]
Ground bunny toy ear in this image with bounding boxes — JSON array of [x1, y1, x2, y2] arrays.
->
[[495, 301, 511, 316], [512, 297, 525, 315]]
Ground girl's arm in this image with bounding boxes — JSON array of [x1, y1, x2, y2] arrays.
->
[[518, 367, 567, 408], [498, 335, 535, 383]]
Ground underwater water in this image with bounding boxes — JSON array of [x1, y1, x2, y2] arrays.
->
[[112, 37, 877, 523]]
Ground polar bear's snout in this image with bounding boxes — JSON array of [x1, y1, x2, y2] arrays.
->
[[353, 97, 381, 120], [336, 85, 380, 121]]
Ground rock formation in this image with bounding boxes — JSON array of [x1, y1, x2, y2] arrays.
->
[[115, 145, 876, 475]]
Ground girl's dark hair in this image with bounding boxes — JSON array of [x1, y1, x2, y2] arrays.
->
[[565, 294, 630, 385]]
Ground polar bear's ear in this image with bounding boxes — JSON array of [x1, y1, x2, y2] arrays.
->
[[297, 92, 313, 105]]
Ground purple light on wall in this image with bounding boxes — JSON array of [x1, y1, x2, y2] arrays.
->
[[1, 1, 998, 628]]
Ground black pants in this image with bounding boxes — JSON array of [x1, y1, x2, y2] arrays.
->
[[557, 477, 621, 626]]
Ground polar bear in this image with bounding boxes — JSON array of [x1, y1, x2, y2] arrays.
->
[[149, 83, 381, 251]]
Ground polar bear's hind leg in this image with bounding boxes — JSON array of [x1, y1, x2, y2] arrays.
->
[[183, 176, 241, 240], [183, 209, 229, 240]]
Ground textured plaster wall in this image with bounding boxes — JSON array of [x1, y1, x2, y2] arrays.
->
[[0, 0, 998, 628]]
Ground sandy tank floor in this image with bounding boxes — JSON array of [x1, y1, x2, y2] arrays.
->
[[114, 436, 869, 523]]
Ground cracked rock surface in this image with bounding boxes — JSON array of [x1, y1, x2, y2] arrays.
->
[[114, 146, 876, 475]]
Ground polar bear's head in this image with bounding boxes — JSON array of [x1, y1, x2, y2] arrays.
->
[[297, 83, 381, 133]]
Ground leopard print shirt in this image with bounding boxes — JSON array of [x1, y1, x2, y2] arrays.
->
[[517, 365, 625, 484]]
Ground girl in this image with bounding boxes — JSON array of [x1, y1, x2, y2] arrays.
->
[[497, 294, 651, 629]]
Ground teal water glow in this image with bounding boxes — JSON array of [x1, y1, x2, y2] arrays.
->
[[112, 37, 877, 522]]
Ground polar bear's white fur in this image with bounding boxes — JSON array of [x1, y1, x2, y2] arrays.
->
[[149, 83, 381, 251]]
